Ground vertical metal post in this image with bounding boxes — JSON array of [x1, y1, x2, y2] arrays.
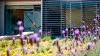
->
[[70, 2, 71, 38], [96, 3, 97, 15], [33, 5, 35, 31], [41, 0, 43, 36], [61, 0, 62, 36], [81, 2, 83, 32]]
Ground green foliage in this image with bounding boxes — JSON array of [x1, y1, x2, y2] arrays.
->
[[41, 36, 52, 42], [0, 40, 8, 48], [0, 36, 100, 56], [51, 35, 55, 39]]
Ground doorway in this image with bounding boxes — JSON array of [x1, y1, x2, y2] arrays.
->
[[5, 5, 41, 35]]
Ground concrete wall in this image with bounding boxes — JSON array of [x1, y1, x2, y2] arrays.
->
[[8, 0, 40, 1], [5, 1, 41, 5], [66, 9, 81, 28], [0, 2, 5, 35]]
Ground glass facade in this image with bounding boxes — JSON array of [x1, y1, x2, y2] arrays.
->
[[42, 0, 100, 36], [42, 0, 62, 36], [0, 0, 100, 35], [62, 1, 100, 28]]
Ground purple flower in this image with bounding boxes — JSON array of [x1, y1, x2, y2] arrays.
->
[[94, 33, 97, 37], [82, 32, 85, 36], [72, 32, 75, 36], [96, 28, 99, 35], [62, 30, 65, 34], [65, 28, 68, 32], [96, 14, 99, 20], [29, 35, 33, 46], [94, 18, 97, 21], [6, 48, 10, 56], [34, 37, 40, 52], [17, 21, 22, 26], [30, 33, 40, 47], [36, 37, 40, 47], [22, 48, 28, 55], [94, 36, 97, 40], [71, 29, 74, 33], [96, 14, 99, 17], [86, 26, 89, 31], [47, 31, 51, 35], [39, 29, 42, 37], [87, 41, 92, 50], [33, 33, 38, 38], [81, 32, 85, 43], [36, 37, 40, 43], [98, 27, 100, 34], [12, 35, 16, 44], [82, 25, 85, 29], [65, 46, 67, 50], [53, 38, 59, 46], [88, 31, 91, 37], [19, 26, 24, 32], [93, 18, 98, 24], [15, 53, 20, 56], [27, 36, 29, 44], [82, 21, 85, 25], [32, 33, 39, 43], [18, 26, 24, 35], [80, 26, 82, 29], [57, 45, 61, 53], [12, 36, 15, 40], [74, 29, 79, 35], [76, 40, 80, 46], [20, 35, 24, 47], [20, 39, 24, 47], [72, 51, 76, 56], [88, 31, 91, 34], [94, 36, 97, 44], [62, 30, 65, 38], [64, 37, 67, 42], [20, 34, 24, 39], [69, 46, 72, 50]]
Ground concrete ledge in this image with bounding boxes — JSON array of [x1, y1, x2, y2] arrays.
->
[[5, 1, 41, 5], [0, 32, 34, 40]]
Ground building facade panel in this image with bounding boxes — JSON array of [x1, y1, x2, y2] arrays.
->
[[0, 2, 5, 35], [1, 0, 40, 2]]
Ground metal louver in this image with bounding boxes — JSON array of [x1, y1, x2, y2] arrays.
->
[[42, 0, 62, 36]]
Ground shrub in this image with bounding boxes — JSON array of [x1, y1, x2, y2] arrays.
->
[[41, 36, 52, 42]]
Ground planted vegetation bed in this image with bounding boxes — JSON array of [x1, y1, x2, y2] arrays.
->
[[0, 36, 100, 56]]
